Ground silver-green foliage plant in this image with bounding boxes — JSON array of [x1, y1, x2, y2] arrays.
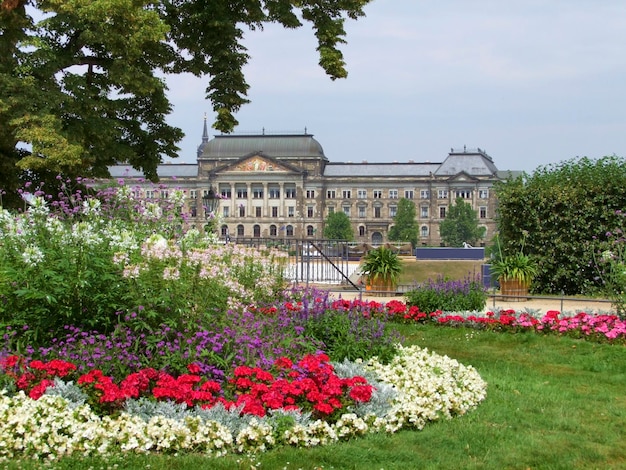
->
[[44, 378, 89, 408], [332, 359, 397, 419]]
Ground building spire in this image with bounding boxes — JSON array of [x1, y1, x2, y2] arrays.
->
[[202, 113, 209, 143], [197, 113, 210, 159]]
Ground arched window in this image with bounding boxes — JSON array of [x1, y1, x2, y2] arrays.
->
[[421, 225, 429, 237], [359, 226, 365, 237], [237, 224, 245, 237], [371, 232, 383, 245], [253, 224, 261, 237], [307, 225, 314, 237], [221, 225, 228, 237], [286, 225, 294, 237], [270, 224, 277, 236]]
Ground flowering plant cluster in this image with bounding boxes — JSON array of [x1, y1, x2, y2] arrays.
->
[[0, 345, 487, 460], [329, 298, 435, 324], [434, 309, 626, 343], [0, 178, 287, 342], [592, 212, 626, 317], [404, 274, 487, 313], [1, 353, 374, 421]]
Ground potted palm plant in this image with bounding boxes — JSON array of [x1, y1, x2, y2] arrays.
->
[[491, 232, 538, 300], [360, 246, 402, 295]]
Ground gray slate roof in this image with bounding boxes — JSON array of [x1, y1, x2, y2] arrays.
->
[[435, 151, 499, 176], [200, 134, 326, 159], [323, 163, 440, 177]]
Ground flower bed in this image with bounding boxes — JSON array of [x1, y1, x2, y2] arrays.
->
[[0, 182, 488, 461], [0, 345, 486, 460]]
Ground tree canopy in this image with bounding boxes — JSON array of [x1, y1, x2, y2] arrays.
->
[[0, 0, 371, 206], [439, 197, 485, 247], [388, 198, 417, 247], [323, 211, 353, 240], [494, 156, 626, 295]]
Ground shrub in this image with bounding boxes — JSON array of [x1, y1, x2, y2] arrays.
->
[[405, 274, 487, 313], [0, 179, 287, 345]]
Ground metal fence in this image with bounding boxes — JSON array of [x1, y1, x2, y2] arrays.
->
[[230, 238, 360, 286]]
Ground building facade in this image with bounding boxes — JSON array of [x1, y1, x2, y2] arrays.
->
[[110, 121, 515, 246]]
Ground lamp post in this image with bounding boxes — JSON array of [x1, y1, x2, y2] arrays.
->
[[202, 185, 220, 234]]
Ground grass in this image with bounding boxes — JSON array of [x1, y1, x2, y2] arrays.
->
[[399, 259, 484, 285], [5, 324, 626, 469]]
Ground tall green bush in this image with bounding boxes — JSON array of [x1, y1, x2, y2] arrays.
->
[[494, 156, 626, 295]]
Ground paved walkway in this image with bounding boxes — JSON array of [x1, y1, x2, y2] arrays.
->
[[319, 287, 614, 314]]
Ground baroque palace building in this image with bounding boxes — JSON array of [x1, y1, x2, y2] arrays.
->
[[109, 120, 516, 246]]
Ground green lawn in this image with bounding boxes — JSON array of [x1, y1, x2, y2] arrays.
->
[[5, 324, 626, 470], [399, 259, 484, 285]]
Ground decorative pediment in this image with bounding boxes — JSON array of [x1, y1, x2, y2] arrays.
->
[[227, 155, 291, 173], [445, 171, 479, 182]]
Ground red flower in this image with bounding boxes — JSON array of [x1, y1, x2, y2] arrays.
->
[[187, 363, 201, 374], [29, 379, 54, 400], [349, 384, 374, 402]]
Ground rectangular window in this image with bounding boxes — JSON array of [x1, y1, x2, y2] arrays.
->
[[328, 206, 335, 215], [268, 188, 280, 199], [145, 190, 154, 199], [237, 188, 248, 198], [271, 206, 278, 217], [373, 190, 382, 199], [307, 206, 314, 217], [343, 190, 351, 199], [239, 206, 245, 217], [437, 189, 448, 199], [404, 190, 414, 199], [358, 206, 366, 218], [223, 207, 229, 217], [439, 206, 446, 218], [327, 190, 336, 199], [420, 190, 430, 199], [306, 189, 316, 199], [160, 190, 168, 199], [455, 189, 472, 199], [191, 206, 197, 217], [421, 206, 429, 218], [389, 189, 398, 199], [374, 206, 381, 218], [288, 206, 295, 217], [285, 188, 296, 199], [343, 206, 351, 217], [479, 206, 487, 219], [252, 188, 263, 199], [255, 206, 262, 217], [220, 188, 232, 199], [357, 189, 367, 199], [390, 206, 397, 218], [189, 190, 197, 200], [479, 189, 489, 199]]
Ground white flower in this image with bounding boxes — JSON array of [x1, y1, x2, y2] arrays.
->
[[22, 245, 44, 267]]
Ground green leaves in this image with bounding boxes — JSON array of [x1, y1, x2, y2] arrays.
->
[[323, 211, 353, 240], [1, 0, 372, 201], [494, 156, 626, 294], [360, 246, 402, 284], [388, 198, 417, 248], [439, 197, 485, 247]]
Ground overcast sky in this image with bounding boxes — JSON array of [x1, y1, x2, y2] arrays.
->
[[164, 0, 626, 173]]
